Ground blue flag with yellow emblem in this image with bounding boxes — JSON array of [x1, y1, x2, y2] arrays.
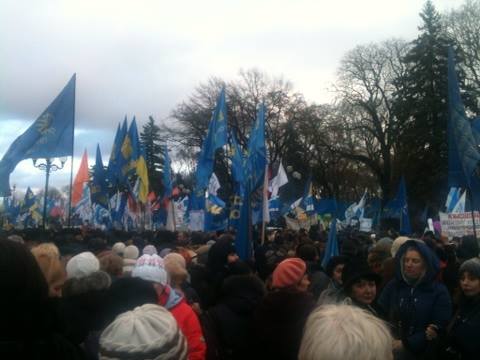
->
[[195, 88, 228, 192], [0, 74, 75, 196], [107, 118, 128, 186], [121, 117, 141, 178]]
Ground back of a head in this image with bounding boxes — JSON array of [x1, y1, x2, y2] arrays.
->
[[299, 304, 392, 360], [296, 243, 318, 262], [0, 240, 49, 337], [99, 304, 188, 360], [103, 277, 158, 327]]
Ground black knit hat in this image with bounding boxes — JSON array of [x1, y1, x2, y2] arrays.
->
[[341, 259, 382, 292], [460, 258, 480, 279]]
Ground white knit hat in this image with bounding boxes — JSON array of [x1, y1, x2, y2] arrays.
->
[[66, 252, 100, 279], [99, 304, 188, 360], [112, 242, 126, 256], [123, 245, 139, 260], [132, 254, 168, 286]]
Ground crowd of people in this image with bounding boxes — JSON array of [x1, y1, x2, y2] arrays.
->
[[1, 225, 479, 359]]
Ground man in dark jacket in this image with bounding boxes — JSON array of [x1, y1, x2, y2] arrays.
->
[[379, 240, 452, 359], [205, 274, 266, 360]]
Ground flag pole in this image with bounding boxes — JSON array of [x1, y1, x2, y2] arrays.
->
[[67, 74, 76, 228]]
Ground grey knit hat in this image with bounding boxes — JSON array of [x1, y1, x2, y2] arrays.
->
[[460, 258, 480, 279], [99, 304, 188, 360]]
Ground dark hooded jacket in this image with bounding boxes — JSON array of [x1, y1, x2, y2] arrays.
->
[[205, 275, 266, 360], [378, 240, 452, 357], [446, 294, 480, 360], [251, 289, 315, 360]]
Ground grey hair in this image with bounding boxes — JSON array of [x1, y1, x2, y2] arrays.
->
[[299, 304, 393, 360]]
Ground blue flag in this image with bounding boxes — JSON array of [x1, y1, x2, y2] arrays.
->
[[385, 177, 411, 235], [205, 194, 228, 231], [230, 131, 245, 186], [162, 145, 172, 198], [195, 88, 228, 191], [120, 117, 141, 179], [234, 189, 251, 260], [246, 103, 267, 191], [0, 75, 75, 196], [301, 176, 315, 215], [107, 118, 128, 186], [448, 48, 480, 189], [322, 218, 339, 269], [91, 144, 109, 208]]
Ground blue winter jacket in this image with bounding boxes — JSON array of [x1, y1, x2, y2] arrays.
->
[[378, 240, 452, 355]]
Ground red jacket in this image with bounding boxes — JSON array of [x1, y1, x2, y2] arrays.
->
[[160, 287, 206, 360]]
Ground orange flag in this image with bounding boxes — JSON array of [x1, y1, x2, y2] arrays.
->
[[72, 150, 89, 206]]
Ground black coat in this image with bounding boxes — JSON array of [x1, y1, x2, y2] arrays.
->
[[251, 289, 316, 360], [205, 275, 266, 360], [446, 295, 480, 360]]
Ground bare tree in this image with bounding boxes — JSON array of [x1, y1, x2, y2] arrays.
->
[[322, 39, 409, 199], [444, 0, 480, 109]]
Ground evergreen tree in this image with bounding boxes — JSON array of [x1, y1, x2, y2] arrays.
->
[[140, 116, 164, 195], [393, 1, 455, 210]]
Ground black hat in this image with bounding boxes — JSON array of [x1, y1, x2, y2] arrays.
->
[[460, 258, 480, 279], [341, 259, 382, 292], [325, 255, 348, 277]]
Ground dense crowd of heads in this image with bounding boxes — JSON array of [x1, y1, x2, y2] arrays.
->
[[0, 225, 480, 359]]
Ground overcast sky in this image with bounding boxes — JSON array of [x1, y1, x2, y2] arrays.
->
[[0, 0, 462, 194]]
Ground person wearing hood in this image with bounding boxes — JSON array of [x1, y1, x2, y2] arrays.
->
[[252, 257, 316, 360], [132, 254, 206, 360], [205, 274, 266, 360], [202, 234, 240, 308], [444, 258, 480, 359], [379, 240, 452, 359]]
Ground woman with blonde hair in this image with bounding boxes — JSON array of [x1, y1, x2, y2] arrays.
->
[[31, 243, 66, 298]]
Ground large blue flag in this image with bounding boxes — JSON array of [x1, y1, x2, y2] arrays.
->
[[107, 118, 127, 186], [0, 75, 75, 196], [448, 48, 480, 189], [121, 117, 141, 178], [246, 103, 267, 191], [322, 218, 339, 269], [91, 144, 109, 208], [195, 88, 228, 192], [162, 145, 172, 198]]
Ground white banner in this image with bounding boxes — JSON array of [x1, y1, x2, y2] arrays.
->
[[439, 211, 480, 238], [359, 218, 373, 232]]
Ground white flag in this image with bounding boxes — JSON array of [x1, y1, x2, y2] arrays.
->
[[208, 173, 221, 196], [270, 162, 289, 199]]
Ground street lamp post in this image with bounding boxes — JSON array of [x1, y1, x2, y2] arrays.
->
[[33, 157, 67, 229]]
